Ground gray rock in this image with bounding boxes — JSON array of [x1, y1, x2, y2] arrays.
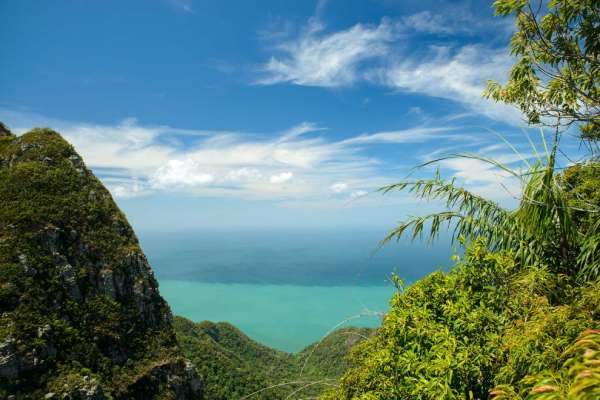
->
[[68, 154, 85, 174], [98, 269, 117, 299], [0, 337, 22, 378], [75, 377, 105, 400], [37, 324, 51, 338], [18, 253, 37, 276], [185, 360, 203, 394], [57, 262, 82, 301], [162, 359, 203, 400]]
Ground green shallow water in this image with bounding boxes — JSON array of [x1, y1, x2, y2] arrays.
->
[[159, 280, 396, 352]]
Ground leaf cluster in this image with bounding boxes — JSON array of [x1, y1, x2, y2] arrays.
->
[[321, 242, 600, 399], [485, 0, 600, 141]]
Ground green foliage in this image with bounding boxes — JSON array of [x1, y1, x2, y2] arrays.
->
[[491, 329, 600, 399], [321, 242, 600, 399], [174, 316, 373, 399], [484, 0, 600, 141], [174, 316, 293, 400], [297, 327, 374, 379], [380, 139, 600, 281], [560, 161, 600, 281]]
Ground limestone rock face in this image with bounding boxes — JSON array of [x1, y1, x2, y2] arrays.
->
[[0, 126, 202, 399]]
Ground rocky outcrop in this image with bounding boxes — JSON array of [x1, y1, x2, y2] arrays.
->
[[0, 125, 202, 399]]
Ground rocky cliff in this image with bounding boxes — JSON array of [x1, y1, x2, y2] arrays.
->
[[0, 123, 202, 399]]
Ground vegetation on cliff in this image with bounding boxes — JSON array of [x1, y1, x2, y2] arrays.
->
[[0, 126, 201, 399]]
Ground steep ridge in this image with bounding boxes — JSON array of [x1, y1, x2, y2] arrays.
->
[[0, 124, 201, 399]]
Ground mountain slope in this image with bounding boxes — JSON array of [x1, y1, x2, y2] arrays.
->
[[174, 316, 374, 399], [174, 317, 294, 400], [0, 125, 201, 399]]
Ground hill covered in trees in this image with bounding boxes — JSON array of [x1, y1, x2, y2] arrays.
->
[[174, 316, 373, 399]]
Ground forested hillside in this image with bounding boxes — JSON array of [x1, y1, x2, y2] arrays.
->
[[174, 317, 373, 399]]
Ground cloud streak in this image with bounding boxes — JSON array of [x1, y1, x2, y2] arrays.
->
[[257, 19, 395, 87], [372, 45, 521, 124], [258, 11, 521, 124]]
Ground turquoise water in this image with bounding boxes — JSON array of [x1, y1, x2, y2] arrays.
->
[[139, 229, 453, 352], [159, 281, 395, 352]]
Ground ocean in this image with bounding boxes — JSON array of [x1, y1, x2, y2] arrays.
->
[[138, 228, 453, 352]]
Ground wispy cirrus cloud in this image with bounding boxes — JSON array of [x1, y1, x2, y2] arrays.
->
[[257, 19, 395, 87], [329, 182, 348, 193], [370, 45, 521, 124], [257, 10, 520, 125], [339, 127, 460, 145], [399, 10, 512, 36]]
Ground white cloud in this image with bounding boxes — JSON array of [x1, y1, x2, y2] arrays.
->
[[401, 11, 459, 34], [258, 13, 522, 125], [277, 122, 324, 142], [398, 10, 509, 36], [258, 19, 394, 87], [150, 159, 214, 189], [438, 157, 511, 184], [350, 190, 368, 199], [106, 179, 149, 199], [340, 127, 456, 145], [330, 182, 348, 193], [270, 171, 294, 184], [226, 167, 262, 181], [374, 45, 521, 124]]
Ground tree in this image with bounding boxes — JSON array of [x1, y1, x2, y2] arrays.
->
[[484, 0, 600, 142]]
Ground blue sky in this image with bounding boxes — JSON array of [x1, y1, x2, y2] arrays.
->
[[0, 0, 584, 231]]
